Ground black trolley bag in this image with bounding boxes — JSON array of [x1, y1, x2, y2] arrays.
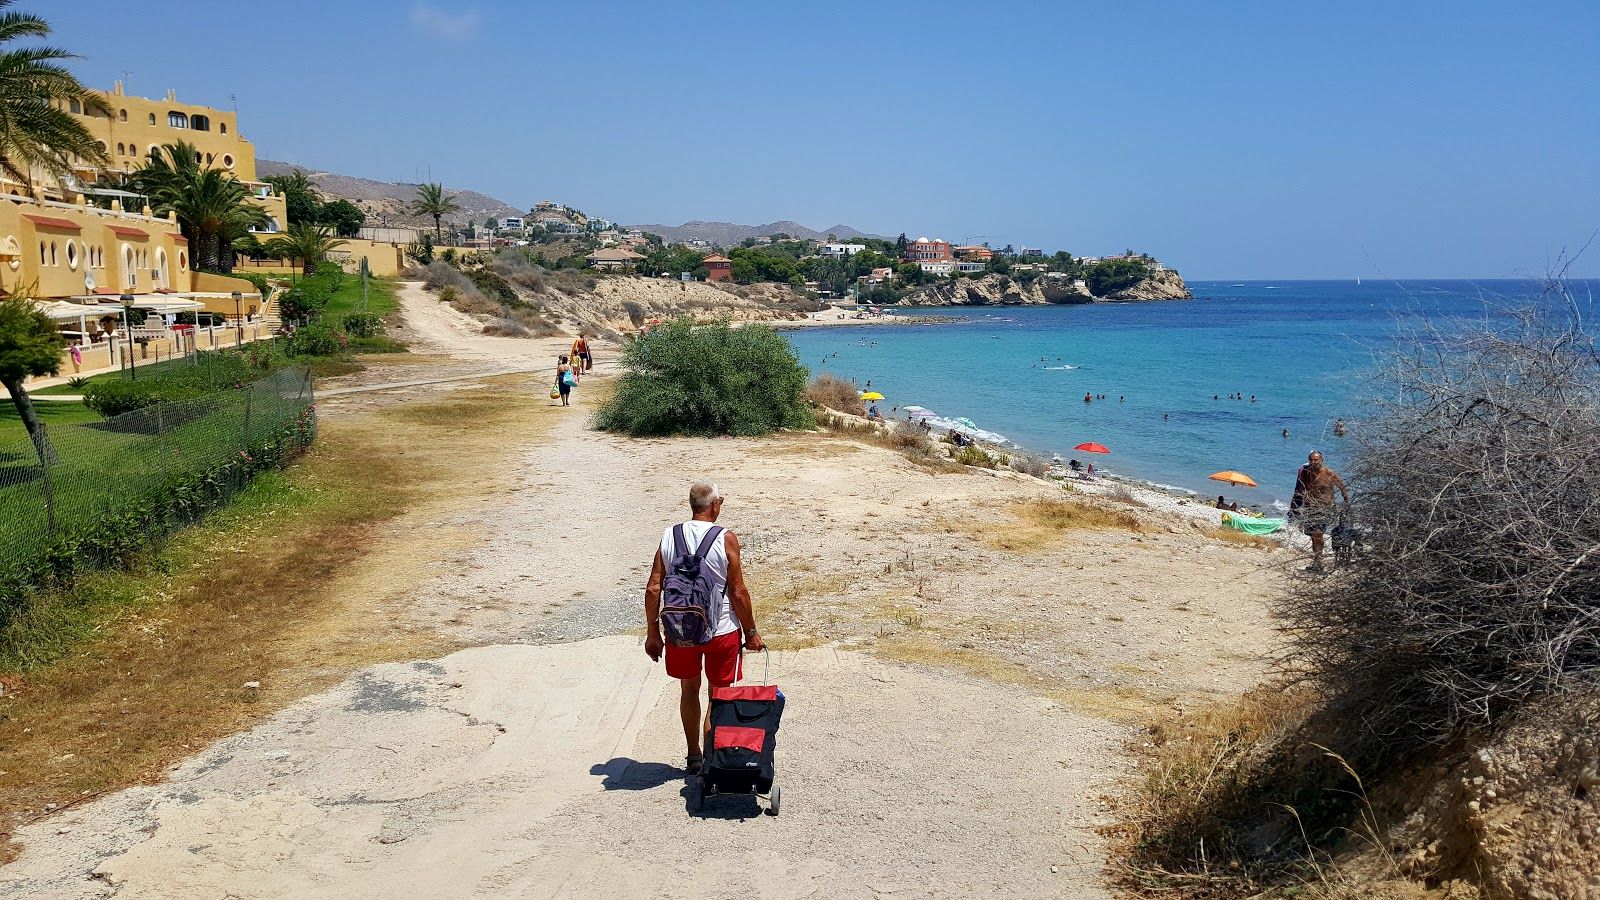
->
[[694, 650, 784, 815]]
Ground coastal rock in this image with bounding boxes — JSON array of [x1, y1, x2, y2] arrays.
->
[[1104, 268, 1190, 301], [897, 271, 1190, 307]]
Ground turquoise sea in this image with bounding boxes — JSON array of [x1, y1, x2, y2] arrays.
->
[[784, 279, 1598, 508]]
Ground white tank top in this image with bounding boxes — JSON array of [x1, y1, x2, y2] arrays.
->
[[659, 520, 739, 637]]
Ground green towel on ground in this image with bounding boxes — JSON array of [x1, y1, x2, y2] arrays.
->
[[1221, 513, 1286, 535]]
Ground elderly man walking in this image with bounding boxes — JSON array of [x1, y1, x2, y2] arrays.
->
[[644, 482, 766, 771], [1290, 450, 1351, 572]]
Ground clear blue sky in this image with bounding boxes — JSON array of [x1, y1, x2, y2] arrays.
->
[[46, 1, 1600, 279]]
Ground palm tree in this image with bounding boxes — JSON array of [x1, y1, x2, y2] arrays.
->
[[410, 182, 460, 242], [262, 222, 346, 276], [0, 0, 110, 190], [133, 142, 266, 273]]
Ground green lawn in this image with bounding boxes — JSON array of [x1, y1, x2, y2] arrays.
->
[[0, 379, 311, 573], [297, 273, 397, 319], [0, 399, 103, 435]]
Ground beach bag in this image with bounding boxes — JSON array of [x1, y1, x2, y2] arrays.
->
[[562, 371, 576, 388], [659, 524, 724, 647], [549, 389, 560, 399]]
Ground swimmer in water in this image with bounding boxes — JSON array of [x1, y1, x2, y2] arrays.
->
[[1084, 392, 1092, 403], [1282, 428, 1291, 438]]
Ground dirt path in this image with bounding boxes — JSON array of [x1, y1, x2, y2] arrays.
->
[[1, 282, 1281, 898]]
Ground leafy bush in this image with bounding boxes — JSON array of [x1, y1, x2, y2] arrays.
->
[[82, 379, 169, 416], [81, 352, 264, 416], [953, 445, 996, 468], [285, 322, 348, 357], [805, 373, 866, 415], [595, 318, 812, 437], [1085, 258, 1151, 295], [340, 313, 384, 338]]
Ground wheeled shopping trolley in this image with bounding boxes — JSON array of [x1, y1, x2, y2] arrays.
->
[[693, 656, 784, 816]]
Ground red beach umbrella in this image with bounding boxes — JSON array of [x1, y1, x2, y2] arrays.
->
[[1074, 442, 1111, 454]]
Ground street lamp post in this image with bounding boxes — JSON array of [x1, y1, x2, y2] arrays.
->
[[231, 290, 243, 347], [120, 293, 136, 380]]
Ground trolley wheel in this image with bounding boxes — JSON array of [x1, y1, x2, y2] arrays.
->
[[767, 785, 781, 817]]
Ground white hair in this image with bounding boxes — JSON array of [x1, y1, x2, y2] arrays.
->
[[689, 482, 721, 513]]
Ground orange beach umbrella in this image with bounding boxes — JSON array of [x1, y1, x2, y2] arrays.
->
[[1074, 442, 1111, 454], [1209, 470, 1259, 488]]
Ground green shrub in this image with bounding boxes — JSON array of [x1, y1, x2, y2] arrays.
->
[[954, 446, 997, 468], [341, 313, 384, 338], [595, 318, 813, 437], [81, 379, 169, 416], [285, 322, 348, 357]]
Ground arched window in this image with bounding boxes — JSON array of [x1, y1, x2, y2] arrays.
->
[[179, 250, 187, 270], [194, 150, 202, 164], [205, 152, 214, 165], [149, 145, 160, 159], [119, 108, 128, 122], [222, 153, 235, 169], [190, 114, 210, 131], [96, 141, 107, 154], [69, 98, 81, 114], [123, 245, 137, 288], [49, 242, 57, 267], [168, 111, 188, 128], [2, 237, 20, 271], [40, 241, 47, 265], [117, 142, 125, 156], [148, 112, 156, 125], [154, 248, 168, 287], [66, 240, 78, 270], [219, 122, 227, 134]]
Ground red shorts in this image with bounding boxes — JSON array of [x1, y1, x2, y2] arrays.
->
[[665, 630, 742, 686]]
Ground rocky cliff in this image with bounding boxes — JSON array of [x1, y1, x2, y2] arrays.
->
[[898, 270, 1190, 307]]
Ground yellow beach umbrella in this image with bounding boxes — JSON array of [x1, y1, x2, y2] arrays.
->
[[860, 391, 885, 401]]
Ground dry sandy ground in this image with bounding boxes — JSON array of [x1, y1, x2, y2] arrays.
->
[[1, 282, 1284, 898]]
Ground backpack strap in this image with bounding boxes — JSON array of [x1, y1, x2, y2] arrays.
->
[[671, 524, 688, 559], [692, 525, 724, 561]]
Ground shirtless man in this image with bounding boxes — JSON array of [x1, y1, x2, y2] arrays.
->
[[1290, 450, 1351, 571]]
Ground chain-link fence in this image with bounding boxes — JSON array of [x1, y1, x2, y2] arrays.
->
[[0, 368, 316, 615]]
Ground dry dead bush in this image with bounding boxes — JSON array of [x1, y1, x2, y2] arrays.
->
[[1284, 285, 1600, 744], [1009, 453, 1050, 477], [482, 317, 530, 337], [806, 373, 866, 415]]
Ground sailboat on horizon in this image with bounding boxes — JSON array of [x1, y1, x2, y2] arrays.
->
[[1355, 276, 1362, 286]]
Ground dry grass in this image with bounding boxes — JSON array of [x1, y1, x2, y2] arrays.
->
[[1107, 684, 1321, 896], [0, 382, 555, 861], [1205, 526, 1276, 549], [962, 497, 1143, 553]]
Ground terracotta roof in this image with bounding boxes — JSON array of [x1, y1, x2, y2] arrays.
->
[[22, 213, 81, 231], [107, 225, 149, 239], [702, 254, 732, 263], [171, 236, 187, 243]]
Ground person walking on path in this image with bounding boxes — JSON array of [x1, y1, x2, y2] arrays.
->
[[572, 333, 593, 373], [555, 355, 574, 407], [1290, 450, 1351, 571], [644, 482, 766, 772]]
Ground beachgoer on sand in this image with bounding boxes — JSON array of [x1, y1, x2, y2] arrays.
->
[[644, 482, 766, 772], [572, 334, 593, 373], [555, 355, 575, 406], [867, 403, 882, 422], [1290, 450, 1351, 572]]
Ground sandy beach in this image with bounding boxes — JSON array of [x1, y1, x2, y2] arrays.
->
[[772, 304, 957, 328], [2, 284, 1288, 898]]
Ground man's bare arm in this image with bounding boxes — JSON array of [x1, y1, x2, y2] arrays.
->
[[723, 533, 765, 651], [644, 550, 665, 660]]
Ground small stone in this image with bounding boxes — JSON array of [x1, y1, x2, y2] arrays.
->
[[56, 827, 70, 835], [45, 803, 57, 811], [1050, 865, 1059, 874], [243, 681, 261, 691]]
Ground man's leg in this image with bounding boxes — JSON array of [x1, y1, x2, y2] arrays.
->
[[1310, 528, 1325, 566], [678, 674, 703, 759]]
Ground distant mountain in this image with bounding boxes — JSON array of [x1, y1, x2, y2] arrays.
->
[[258, 159, 521, 229], [625, 220, 885, 246]]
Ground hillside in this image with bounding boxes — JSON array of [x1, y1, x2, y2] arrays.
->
[[625, 220, 884, 246], [257, 160, 521, 228]]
